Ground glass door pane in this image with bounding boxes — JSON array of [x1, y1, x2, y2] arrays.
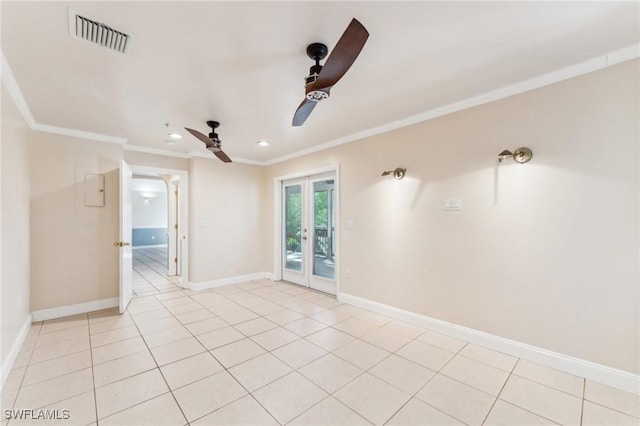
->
[[312, 179, 335, 280], [284, 183, 303, 274]]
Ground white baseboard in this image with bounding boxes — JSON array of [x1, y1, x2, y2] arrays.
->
[[1, 314, 32, 391], [31, 297, 119, 322], [189, 272, 268, 291], [338, 292, 640, 395]]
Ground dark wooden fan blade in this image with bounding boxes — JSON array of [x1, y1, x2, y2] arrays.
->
[[292, 97, 318, 126], [214, 149, 232, 163], [185, 127, 213, 148], [314, 18, 369, 90]]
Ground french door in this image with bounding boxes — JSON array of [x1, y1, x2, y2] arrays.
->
[[282, 174, 336, 295]]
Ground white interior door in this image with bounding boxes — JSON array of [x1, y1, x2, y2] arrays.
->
[[282, 174, 336, 295], [118, 160, 133, 313]]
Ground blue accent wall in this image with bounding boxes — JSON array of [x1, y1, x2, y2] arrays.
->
[[132, 228, 168, 246]]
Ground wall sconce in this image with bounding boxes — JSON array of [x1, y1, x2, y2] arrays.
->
[[381, 167, 406, 180], [498, 147, 533, 164]]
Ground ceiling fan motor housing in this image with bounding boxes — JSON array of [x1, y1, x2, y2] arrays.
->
[[304, 43, 330, 102], [305, 64, 323, 86]]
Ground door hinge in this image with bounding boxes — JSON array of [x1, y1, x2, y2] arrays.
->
[[174, 224, 178, 229], [174, 257, 177, 263], [174, 190, 178, 196]]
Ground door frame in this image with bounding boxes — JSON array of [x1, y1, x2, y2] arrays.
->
[[273, 165, 340, 295], [129, 165, 190, 287]]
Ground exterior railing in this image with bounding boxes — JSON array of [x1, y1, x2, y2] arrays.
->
[[314, 226, 335, 260], [286, 226, 335, 260]]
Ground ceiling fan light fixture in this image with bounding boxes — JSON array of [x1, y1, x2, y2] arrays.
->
[[257, 140, 270, 147], [168, 132, 182, 139], [306, 90, 329, 102], [184, 121, 232, 163]]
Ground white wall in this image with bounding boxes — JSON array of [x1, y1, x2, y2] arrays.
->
[[0, 86, 31, 370], [132, 178, 168, 229], [263, 60, 640, 374], [28, 134, 122, 311], [189, 157, 264, 283]]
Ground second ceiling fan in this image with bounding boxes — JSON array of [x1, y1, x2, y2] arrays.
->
[[184, 121, 232, 163], [292, 18, 369, 126]]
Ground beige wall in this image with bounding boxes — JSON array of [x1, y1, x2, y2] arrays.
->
[[263, 60, 640, 374], [28, 134, 122, 311], [1, 86, 31, 364], [189, 157, 265, 283]]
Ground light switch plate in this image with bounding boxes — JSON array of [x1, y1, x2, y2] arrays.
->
[[444, 198, 462, 211]]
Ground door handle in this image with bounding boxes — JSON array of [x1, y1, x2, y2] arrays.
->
[[113, 242, 131, 247]]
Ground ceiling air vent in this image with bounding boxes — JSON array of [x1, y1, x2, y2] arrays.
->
[[68, 9, 133, 54]]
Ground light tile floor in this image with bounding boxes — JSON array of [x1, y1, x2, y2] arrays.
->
[[132, 247, 182, 297], [3, 280, 639, 425]]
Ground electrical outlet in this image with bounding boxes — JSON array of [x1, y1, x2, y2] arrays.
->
[[345, 268, 352, 279]]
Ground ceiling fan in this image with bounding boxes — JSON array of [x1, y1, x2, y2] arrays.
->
[[292, 18, 369, 126], [184, 121, 232, 163]]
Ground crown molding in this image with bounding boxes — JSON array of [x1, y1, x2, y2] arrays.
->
[[4, 44, 638, 166], [124, 144, 192, 158], [263, 43, 639, 166], [32, 123, 127, 145], [123, 144, 265, 165], [188, 150, 264, 165], [2, 51, 127, 145], [1, 52, 36, 128]]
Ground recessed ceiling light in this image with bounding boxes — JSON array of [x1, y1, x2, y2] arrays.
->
[[168, 132, 182, 139], [257, 140, 270, 147]]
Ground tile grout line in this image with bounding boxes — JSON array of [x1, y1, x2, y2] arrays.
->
[[243, 286, 375, 425], [479, 356, 519, 425], [10, 316, 93, 422], [481, 358, 566, 425], [5, 321, 43, 423], [87, 313, 101, 426], [154, 285, 282, 425], [385, 335, 472, 425], [580, 378, 586, 425], [12, 280, 636, 426], [117, 306, 191, 426], [178, 280, 374, 424]]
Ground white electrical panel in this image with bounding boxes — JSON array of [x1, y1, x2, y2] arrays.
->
[[84, 173, 105, 207]]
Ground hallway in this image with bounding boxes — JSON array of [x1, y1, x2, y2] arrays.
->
[[132, 247, 182, 297]]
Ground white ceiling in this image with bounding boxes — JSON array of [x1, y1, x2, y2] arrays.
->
[[2, 2, 638, 163]]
